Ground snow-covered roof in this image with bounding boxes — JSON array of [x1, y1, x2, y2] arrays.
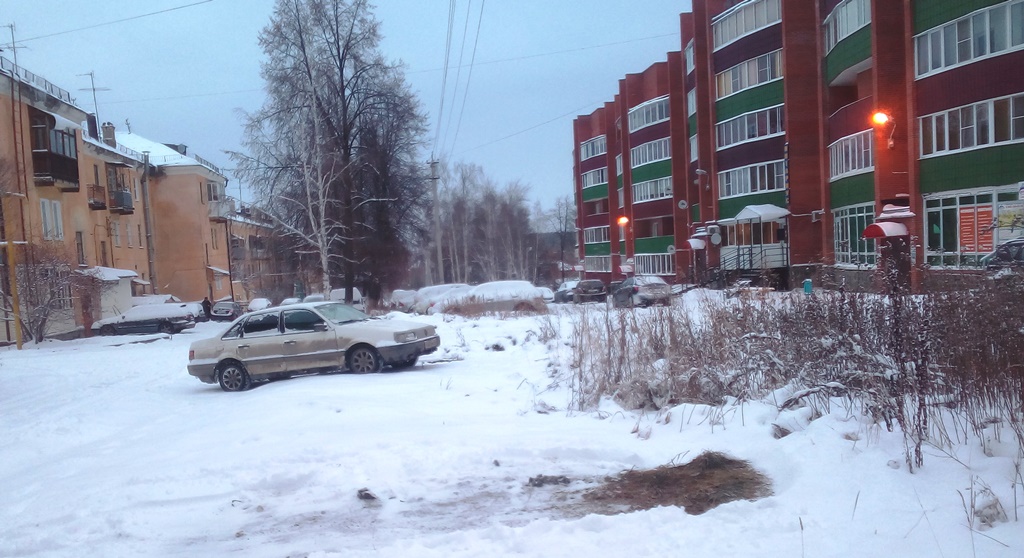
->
[[207, 266, 230, 275], [687, 238, 707, 250], [77, 266, 138, 281], [732, 204, 791, 222], [876, 204, 916, 220], [115, 131, 224, 177]]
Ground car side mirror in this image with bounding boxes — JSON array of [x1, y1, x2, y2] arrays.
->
[[313, 322, 329, 332]]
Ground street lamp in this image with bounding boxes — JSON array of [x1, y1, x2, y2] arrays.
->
[[872, 110, 895, 149]]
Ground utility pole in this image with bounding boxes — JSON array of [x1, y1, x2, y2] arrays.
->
[[141, 152, 158, 294], [429, 160, 443, 284], [76, 71, 109, 124]]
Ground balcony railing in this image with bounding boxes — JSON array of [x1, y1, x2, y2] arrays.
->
[[108, 190, 134, 215], [209, 198, 236, 222], [87, 184, 107, 210], [0, 56, 78, 106]]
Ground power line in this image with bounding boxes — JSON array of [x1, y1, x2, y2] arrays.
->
[[1, 0, 215, 46], [457, 98, 607, 155], [431, 0, 458, 160], [447, 0, 485, 157], [438, 0, 475, 157]]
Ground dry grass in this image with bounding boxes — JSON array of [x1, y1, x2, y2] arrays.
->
[[580, 451, 772, 515]]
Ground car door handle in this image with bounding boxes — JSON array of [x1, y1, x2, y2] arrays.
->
[[238, 344, 250, 349], [284, 340, 297, 345]]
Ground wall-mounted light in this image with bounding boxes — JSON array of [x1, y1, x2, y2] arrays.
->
[[617, 216, 630, 227], [694, 168, 709, 191], [872, 111, 895, 149]]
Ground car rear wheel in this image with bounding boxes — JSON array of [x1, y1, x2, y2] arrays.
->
[[158, 321, 174, 334], [347, 345, 382, 374], [99, 325, 116, 336], [217, 361, 251, 392]]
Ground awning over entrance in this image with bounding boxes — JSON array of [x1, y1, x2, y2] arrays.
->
[[687, 238, 707, 250], [207, 266, 230, 275], [862, 221, 908, 239], [734, 204, 790, 221], [132, 278, 151, 286], [76, 266, 138, 282]]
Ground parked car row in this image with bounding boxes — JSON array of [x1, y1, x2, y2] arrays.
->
[[552, 276, 674, 308]]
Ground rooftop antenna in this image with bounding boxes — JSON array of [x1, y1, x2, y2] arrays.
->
[[1, 24, 17, 65], [77, 70, 110, 123]]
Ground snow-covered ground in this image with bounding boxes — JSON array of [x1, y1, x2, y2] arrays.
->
[[1, 297, 1022, 557]]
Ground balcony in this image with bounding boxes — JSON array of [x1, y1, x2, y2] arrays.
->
[[87, 184, 107, 210], [209, 198, 236, 222], [32, 152, 79, 191], [108, 190, 134, 215]]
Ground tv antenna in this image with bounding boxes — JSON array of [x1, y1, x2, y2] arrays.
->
[[77, 70, 110, 122]]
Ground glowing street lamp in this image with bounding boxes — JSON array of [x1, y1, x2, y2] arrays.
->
[[871, 110, 895, 149], [617, 215, 630, 227]]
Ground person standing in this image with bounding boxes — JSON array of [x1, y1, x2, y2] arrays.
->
[[201, 297, 212, 320]]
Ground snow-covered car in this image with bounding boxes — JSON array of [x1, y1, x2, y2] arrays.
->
[[302, 293, 326, 303], [410, 283, 470, 314], [247, 297, 273, 312], [210, 301, 243, 321], [572, 279, 607, 304], [433, 280, 547, 314], [390, 289, 417, 311], [279, 297, 301, 306], [552, 280, 579, 303], [92, 303, 196, 336], [611, 275, 672, 308], [187, 302, 440, 392], [329, 287, 364, 311], [539, 287, 555, 303]]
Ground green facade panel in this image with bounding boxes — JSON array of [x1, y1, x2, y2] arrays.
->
[[584, 242, 611, 256], [825, 25, 871, 84], [688, 114, 697, 134], [630, 159, 672, 184], [914, 0, 1004, 34], [715, 80, 785, 123], [582, 183, 609, 202], [829, 172, 875, 209], [919, 144, 1024, 194], [691, 204, 700, 223], [634, 235, 675, 254], [717, 190, 788, 219]]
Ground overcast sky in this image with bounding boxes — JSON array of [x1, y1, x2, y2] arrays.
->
[[1, 0, 692, 209]]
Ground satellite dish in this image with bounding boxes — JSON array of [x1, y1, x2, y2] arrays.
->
[[677, 199, 688, 210], [666, 245, 676, 254], [710, 233, 722, 245]]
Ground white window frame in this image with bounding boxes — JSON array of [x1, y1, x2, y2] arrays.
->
[[635, 253, 675, 276], [630, 138, 671, 168], [919, 93, 1024, 157], [716, 105, 785, 150], [581, 167, 608, 188], [717, 160, 786, 199], [684, 40, 695, 74], [632, 177, 673, 204], [40, 199, 64, 241], [584, 256, 612, 273], [690, 135, 699, 162], [832, 203, 877, 267], [824, 0, 871, 53], [915, 0, 1024, 78], [580, 135, 607, 161], [583, 226, 610, 244], [111, 222, 121, 247], [715, 50, 783, 99], [713, 0, 781, 50], [828, 129, 874, 179], [627, 96, 670, 133]]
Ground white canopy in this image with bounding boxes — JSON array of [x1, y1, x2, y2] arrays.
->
[[733, 204, 791, 221], [686, 238, 707, 250], [77, 266, 137, 282], [862, 221, 909, 238]]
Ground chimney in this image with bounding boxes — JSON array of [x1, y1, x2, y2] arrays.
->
[[101, 122, 116, 148], [87, 114, 99, 140]]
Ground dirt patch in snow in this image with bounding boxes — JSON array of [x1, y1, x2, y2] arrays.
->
[[578, 451, 772, 515]]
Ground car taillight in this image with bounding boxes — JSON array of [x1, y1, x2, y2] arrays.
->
[[188, 350, 195, 360]]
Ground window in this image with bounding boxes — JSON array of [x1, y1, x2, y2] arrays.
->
[[40, 199, 64, 240], [584, 256, 612, 273], [580, 136, 607, 160], [211, 228, 218, 250], [36, 265, 73, 310], [581, 167, 608, 188], [126, 223, 133, 247], [824, 0, 871, 53], [684, 40, 695, 74], [920, 93, 1024, 157], [635, 253, 674, 276], [718, 160, 786, 198], [242, 313, 280, 337], [583, 226, 610, 244], [283, 310, 325, 333], [828, 130, 874, 179], [138, 225, 144, 249], [915, 0, 1024, 77], [716, 105, 784, 149], [585, 198, 608, 216], [832, 204, 877, 266], [75, 232, 86, 265], [713, 0, 781, 49], [630, 138, 671, 168], [628, 96, 669, 132], [206, 182, 222, 202], [687, 89, 697, 117], [615, 154, 623, 176], [716, 50, 783, 99], [690, 135, 699, 162], [111, 222, 121, 247], [923, 190, 1019, 268], [632, 177, 673, 203]]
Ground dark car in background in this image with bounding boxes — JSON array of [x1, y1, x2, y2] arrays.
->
[[210, 301, 243, 321], [572, 279, 607, 303], [982, 238, 1024, 270], [611, 275, 672, 308], [92, 304, 196, 335], [552, 280, 579, 303]]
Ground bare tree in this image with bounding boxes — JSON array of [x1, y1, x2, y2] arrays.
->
[[234, 0, 427, 299]]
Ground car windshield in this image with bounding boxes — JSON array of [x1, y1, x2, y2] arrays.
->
[[314, 302, 369, 324], [635, 276, 668, 285], [213, 302, 235, 310]]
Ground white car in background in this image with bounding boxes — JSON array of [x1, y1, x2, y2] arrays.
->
[[92, 303, 197, 336], [431, 280, 547, 314], [410, 283, 470, 314], [187, 302, 440, 392], [247, 297, 273, 312]]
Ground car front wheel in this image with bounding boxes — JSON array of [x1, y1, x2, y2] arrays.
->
[[158, 321, 174, 334], [217, 361, 251, 392], [99, 325, 116, 336], [347, 345, 382, 374]]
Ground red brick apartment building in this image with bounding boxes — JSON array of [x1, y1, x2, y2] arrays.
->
[[573, 0, 1024, 292]]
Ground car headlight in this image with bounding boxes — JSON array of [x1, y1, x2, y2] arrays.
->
[[396, 331, 417, 343]]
